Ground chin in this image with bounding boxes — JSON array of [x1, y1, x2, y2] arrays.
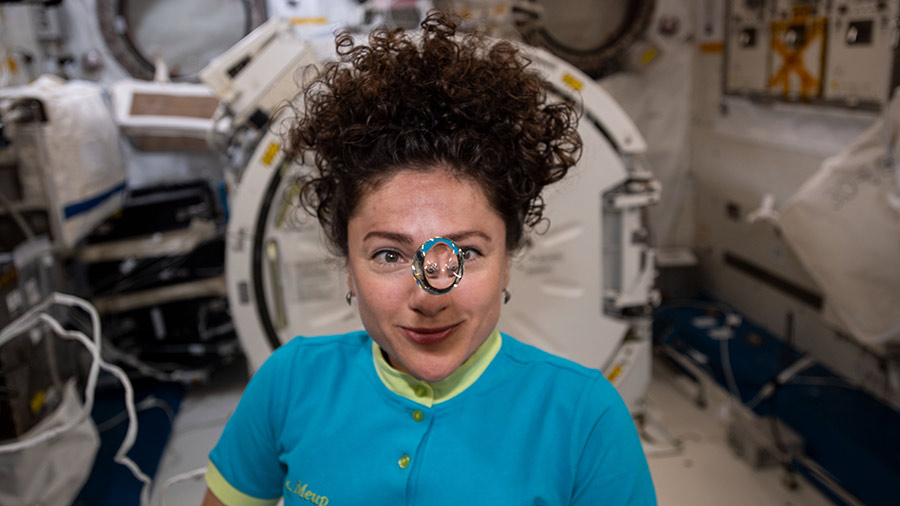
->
[[406, 357, 461, 382]]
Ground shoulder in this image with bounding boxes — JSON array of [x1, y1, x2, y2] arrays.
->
[[496, 337, 655, 503], [495, 333, 625, 413], [497, 332, 604, 384], [252, 330, 370, 383], [265, 330, 369, 364]]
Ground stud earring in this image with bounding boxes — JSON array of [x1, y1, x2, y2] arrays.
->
[[502, 289, 511, 304], [346, 292, 353, 306]]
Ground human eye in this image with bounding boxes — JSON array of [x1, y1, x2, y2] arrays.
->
[[461, 247, 482, 262], [372, 249, 405, 267]]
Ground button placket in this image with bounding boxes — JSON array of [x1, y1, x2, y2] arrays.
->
[[397, 398, 431, 473]]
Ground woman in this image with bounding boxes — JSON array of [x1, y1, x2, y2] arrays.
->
[[203, 11, 655, 506]]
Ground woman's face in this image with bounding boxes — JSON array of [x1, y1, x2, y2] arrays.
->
[[346, 168, 510, 382]]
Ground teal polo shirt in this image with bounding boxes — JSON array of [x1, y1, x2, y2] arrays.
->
[[206, 330, 656, 505]]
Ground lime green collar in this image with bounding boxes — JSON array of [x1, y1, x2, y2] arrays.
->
[[371, 329, 501, 407]]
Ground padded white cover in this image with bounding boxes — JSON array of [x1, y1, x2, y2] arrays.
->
[[780, 95, 900, 345], [1, 75, 126, 248]]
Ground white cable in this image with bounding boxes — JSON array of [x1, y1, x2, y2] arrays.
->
[[0, 293, 153, 506], [103, 339, 209, 384], [97, 395, 173, 433], [746, 355, 816, 409], [0, 294, 102, 453], [158, 466, 207, 506], [719, 336, 742, 402]]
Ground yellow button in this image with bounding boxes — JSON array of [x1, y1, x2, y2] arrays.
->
[[398, 455, 411, 469], [414, 385, 428, 397], [411, 409, 424, 422]]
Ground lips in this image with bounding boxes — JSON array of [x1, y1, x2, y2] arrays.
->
[[401, 324, 460, 345]]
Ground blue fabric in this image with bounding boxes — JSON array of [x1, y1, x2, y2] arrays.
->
[[209, 331, 656, 505], [74, 378, 184, 506], [63, 181, 126, 219]]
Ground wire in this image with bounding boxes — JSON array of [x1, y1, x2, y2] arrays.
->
[[745, 355, 816, 410], [96, 395, 174, 433], [719, 336, 742, 402], [656, 300, 744, 399], [0, 293, 153, 506], [158, 466, 207, 506], [102, 338, 210, 384], [0, 294, 101, 451]]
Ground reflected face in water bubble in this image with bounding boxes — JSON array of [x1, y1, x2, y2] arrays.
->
[[413, 237, 464, 294], [345, 168, 511, 382]]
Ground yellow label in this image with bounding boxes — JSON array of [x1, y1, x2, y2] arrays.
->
[[606, 365, 623, 382], [290, 17, 328, 25], [262, 142, 280, 166], [30, 390, 45, 414], [562, 73, 583, 91], [641, 47, 659, 65]]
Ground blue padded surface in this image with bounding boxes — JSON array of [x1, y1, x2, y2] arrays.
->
[[73, 376, 184, 506], [654, 302, 900, 506]]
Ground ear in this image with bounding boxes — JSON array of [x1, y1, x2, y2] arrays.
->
[[345, 262, 356, 295], [501, 251, 512, 290]]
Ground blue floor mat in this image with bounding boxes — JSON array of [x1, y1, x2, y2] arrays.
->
[[72, 376, 185, 506], [654, 301, 900, 506]]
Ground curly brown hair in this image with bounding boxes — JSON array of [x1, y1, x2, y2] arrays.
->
[[288, 10, 581, 256]]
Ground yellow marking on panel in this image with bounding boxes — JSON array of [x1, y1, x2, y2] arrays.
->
[[262, 142, 280, 166], [562, 73, 583, 91], [30, 390, 45, 414], [641, 47, 659, 65], [606, 365, 623, 382], [290, 17, 328, 25], [769, 18, 825, 99]]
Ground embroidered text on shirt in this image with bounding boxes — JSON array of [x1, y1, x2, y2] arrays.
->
[[285, 479, 329, 505]]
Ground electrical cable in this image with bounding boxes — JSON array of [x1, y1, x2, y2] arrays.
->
[[745, 355, 816, 410], [96, 395, 174, 433], [65, 305, 202, 382], [718, 336, 742, 401], [0, 293, 154, 506], [158, 466, 207, 506], [656, 300, 744, 398], [768, 312, 798, 479], [104, 343, 211, 384]]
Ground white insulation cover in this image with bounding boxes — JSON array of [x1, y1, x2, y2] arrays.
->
[[0, 381, 99, 506], [1, 75, 126, 248], [780, 95, 900, 346]]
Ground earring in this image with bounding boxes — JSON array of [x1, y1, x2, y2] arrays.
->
[[346, 292, 353, 306], [502, 289, 511, 305]]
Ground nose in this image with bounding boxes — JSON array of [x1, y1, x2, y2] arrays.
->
[[408, 280, 451, 317]]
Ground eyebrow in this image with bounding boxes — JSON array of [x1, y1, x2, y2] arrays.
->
[[445, 231, 492, 243], [362, 231, 414, 245], [362, 230, 492, 244]]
